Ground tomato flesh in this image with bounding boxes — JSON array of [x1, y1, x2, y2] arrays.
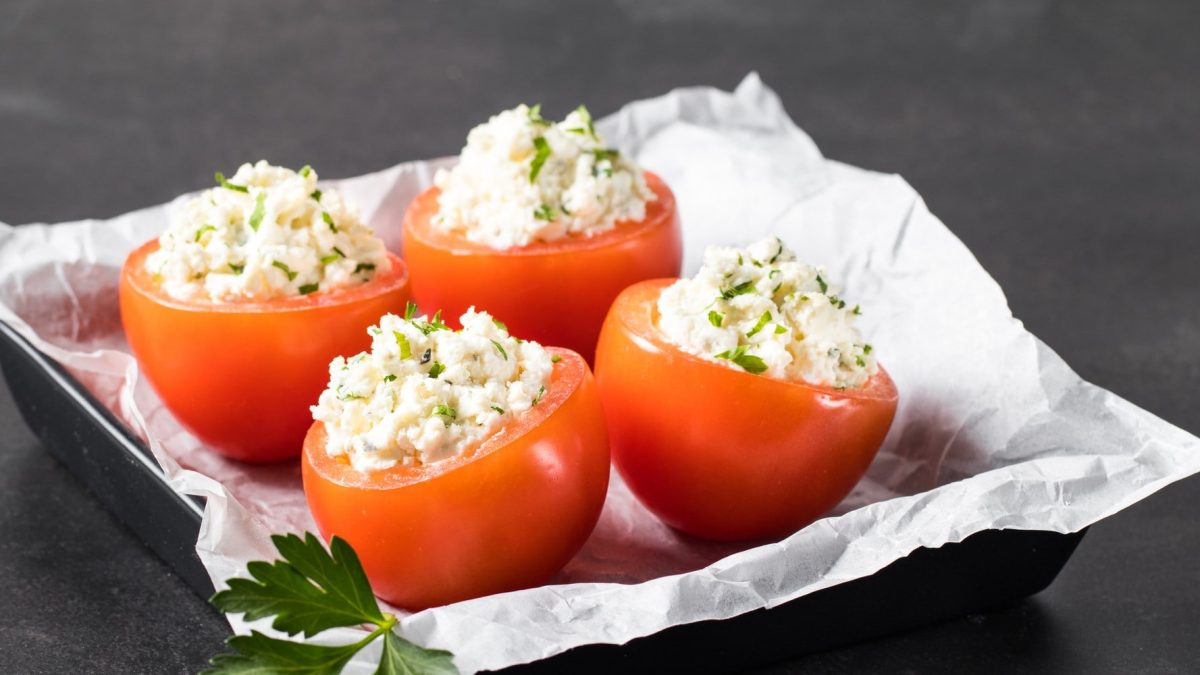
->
[[301, 348, 610, 610], [594, 280, 899, 542], [401, 172, 682, 363], [119, 240, 412, 462]]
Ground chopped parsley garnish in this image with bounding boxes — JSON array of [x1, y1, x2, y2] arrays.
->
[[490, 339, 508, 360], [852, 304, 862, 315], [855, 355, 867, 367], [799, 294, 809, 302], [530, 136, 551, 183], [414, 310, 450, 336], [335, 385, 365, 401], [828, 296, 846, 309], [405, 301, 419, 320], [249, 192, 266, 231], [427, 361, 445, 379], [864, 344, 873, 354], [491, 317, 507, 332], [433, 404, 457, 422], [383, 374, 397, 383], [310, 189, 322, 201], [816, 274, 828, 294], [774, 324, 788, 334], [714, 345, 768, 375], [194, 225, 216, 242], [214, 171, 248, 193], [527, 103, 551, 126], [228, 263, 244, 274], [745, 311, 772, 338], [589, 148, 620, 162], [354, 262, 375, 274], [271, 260, 297, 281], [322, 211, 337, 233], [719, 280, 756, 300], [204, 533, 455, 675], [320, 251, 342, 265], [298, 165, 313, 177], [490, 405, 506, 414], [550, 354, 562, 363], [768, 269, 781, 279], [298, 283, 319, 295], [532, 385, 546, 405], [767, 238, 786, 264], [533, 204, 556, 221], [394, 331, 412, 359], [708, 310, 724, 327], [566, 104, 596, 137]]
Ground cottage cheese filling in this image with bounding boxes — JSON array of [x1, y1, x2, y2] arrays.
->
[[145, 161, 389, 301], [311, 307, 555, 472], [656, 237, 878, 388], [433, 104, 654, 249]]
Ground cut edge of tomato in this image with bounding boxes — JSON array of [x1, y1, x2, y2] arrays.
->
[[615, 279, 899, 403], [404, 171, 676, 257], [122, 240, 410, 314], [304, 346, 584, 490]]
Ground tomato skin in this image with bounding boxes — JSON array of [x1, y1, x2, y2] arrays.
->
[[594, 280, 899, 542], [119, 241, 412, 462], [401, 172, 682, 363], [301, 348, 610, 610]]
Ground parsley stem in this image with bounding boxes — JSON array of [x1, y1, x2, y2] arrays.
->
[[350, 612, 397, 651]]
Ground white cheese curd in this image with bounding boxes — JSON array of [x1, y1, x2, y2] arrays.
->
[[433, 104, 655, 249], [145, 161, 390, 301], [656, 237, 878, 389], [311, 306, 555, 472]]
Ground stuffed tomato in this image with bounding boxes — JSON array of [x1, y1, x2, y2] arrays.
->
[[120, 161, 411, 462], [402, 104, 681, 362], [594, 238, 899, 542], [302, 308, 609, 609]]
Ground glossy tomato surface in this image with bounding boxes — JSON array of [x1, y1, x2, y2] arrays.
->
[[119, 240, 412, 462], [301, 348, 610, 610], [401, 172, 682, 363], [594, 280, 899, 542]]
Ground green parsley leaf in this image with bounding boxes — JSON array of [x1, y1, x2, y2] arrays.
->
[[203, 532, 458, 675], [428, 361, 445, 378], [529, 136, 551, 183], [565, 104, 596, 137], [708, 310, 724, 327], [767, 238, 786, 264], [533, 204, 557, 221], [774, 324, 788, 335], [491, 317, 508, 332], [229, 263, 245, 275], [299, 165, 313, 178], [310, 189, 322, 201], [855, 355, 867, 367], [714, 345, 768, 375], [719, 280, 756, 300], [394, 331, 412, 359], [853, 304, 862, 315], [491, 339, 508, 360], [322, 211, 338, 233], [745, 311, 771, 338], [249, 192, 267, 231], [335, 385, 365, 401], [271, 260, 298, 281], [816, 274, 828, 294], [214, 171, 249, 193], [382, 374, 397, 383], [490, 405, 506, 414], [589, 148, 620, 162], [320, 251, 342, 265], [532, 385, 546, 405], [405, 301, 419, 320], [354, 262, 375, 274], [864, 344, 873, 354], [298, 283, 319, 295], [527, 103, 550, 126], [433, 404, 457, 422], [194, 224, 217, 242]]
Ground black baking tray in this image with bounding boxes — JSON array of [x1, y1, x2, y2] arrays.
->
[[0, 320, 1085, 674]]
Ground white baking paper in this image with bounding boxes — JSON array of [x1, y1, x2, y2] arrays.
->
[[1, 74, 1197, 674]]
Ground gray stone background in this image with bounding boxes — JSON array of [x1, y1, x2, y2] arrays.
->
[[1, 1, 1197, 673]]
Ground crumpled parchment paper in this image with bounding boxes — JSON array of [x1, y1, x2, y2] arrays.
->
[[1, 74, 1197, 674]]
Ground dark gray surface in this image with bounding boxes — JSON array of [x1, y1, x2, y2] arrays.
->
[[1, 1, 1197, 673]]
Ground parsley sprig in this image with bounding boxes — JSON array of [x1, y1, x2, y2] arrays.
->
[[204, 532, 456, 675]]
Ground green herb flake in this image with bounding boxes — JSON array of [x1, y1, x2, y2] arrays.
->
[[428, 361, 445, 379], [714, 345, 769, 375], [298, 165, 313, 178], [490, 339, 508, 360], [204, 532, 456, 675], [405, 301, 419, 320], [335, 385, 365, 401], [248, 192, 267, 231], [354, 262, 376, 275], [433, 404, 457, 422], [271, 260, 297, 281], [491, 317, 508, 332], [864, 344, 873, 354], [719, 280, 756, 300], [320, 252, 342, 266], [310, 189, 322, 201], [194, 224, 217, 242], [228, 263, 244, 275], [532, 385, 546, 405], [298, 283, 319, 295], [767, 238, 786, 264], [529, 136, 551, 183], [816, 274, 828, 294], [852, 304, 862, 315], [394, 331, 412, 359], [589, 148, 620, 163], [745, 311, 772, 338], [855, 355, 867, 367], [533, 204, 556, 221], [708, 310, 724, 327], [566, 104, 596, 137], [550, 354, 562, 363], [214, 171, 249, 193], [322, 211, 338, 233], [775, 324, 788, 334], [490, 405, 506, 414], [527, 103, 550, 126], [383, 374, 397, 383]]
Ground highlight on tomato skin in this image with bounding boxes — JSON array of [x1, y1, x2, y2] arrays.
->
[[401, 172, 682, 364], [119, 241, 412, 462], [593, 279, 899, 542], [301, 347, 610, 611]]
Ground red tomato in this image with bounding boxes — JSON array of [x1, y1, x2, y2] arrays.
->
[[401, 172, 682, 363], [119, 241, 412, 462], [594, 280, 899, 542], [301, 348, 610, 610]]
